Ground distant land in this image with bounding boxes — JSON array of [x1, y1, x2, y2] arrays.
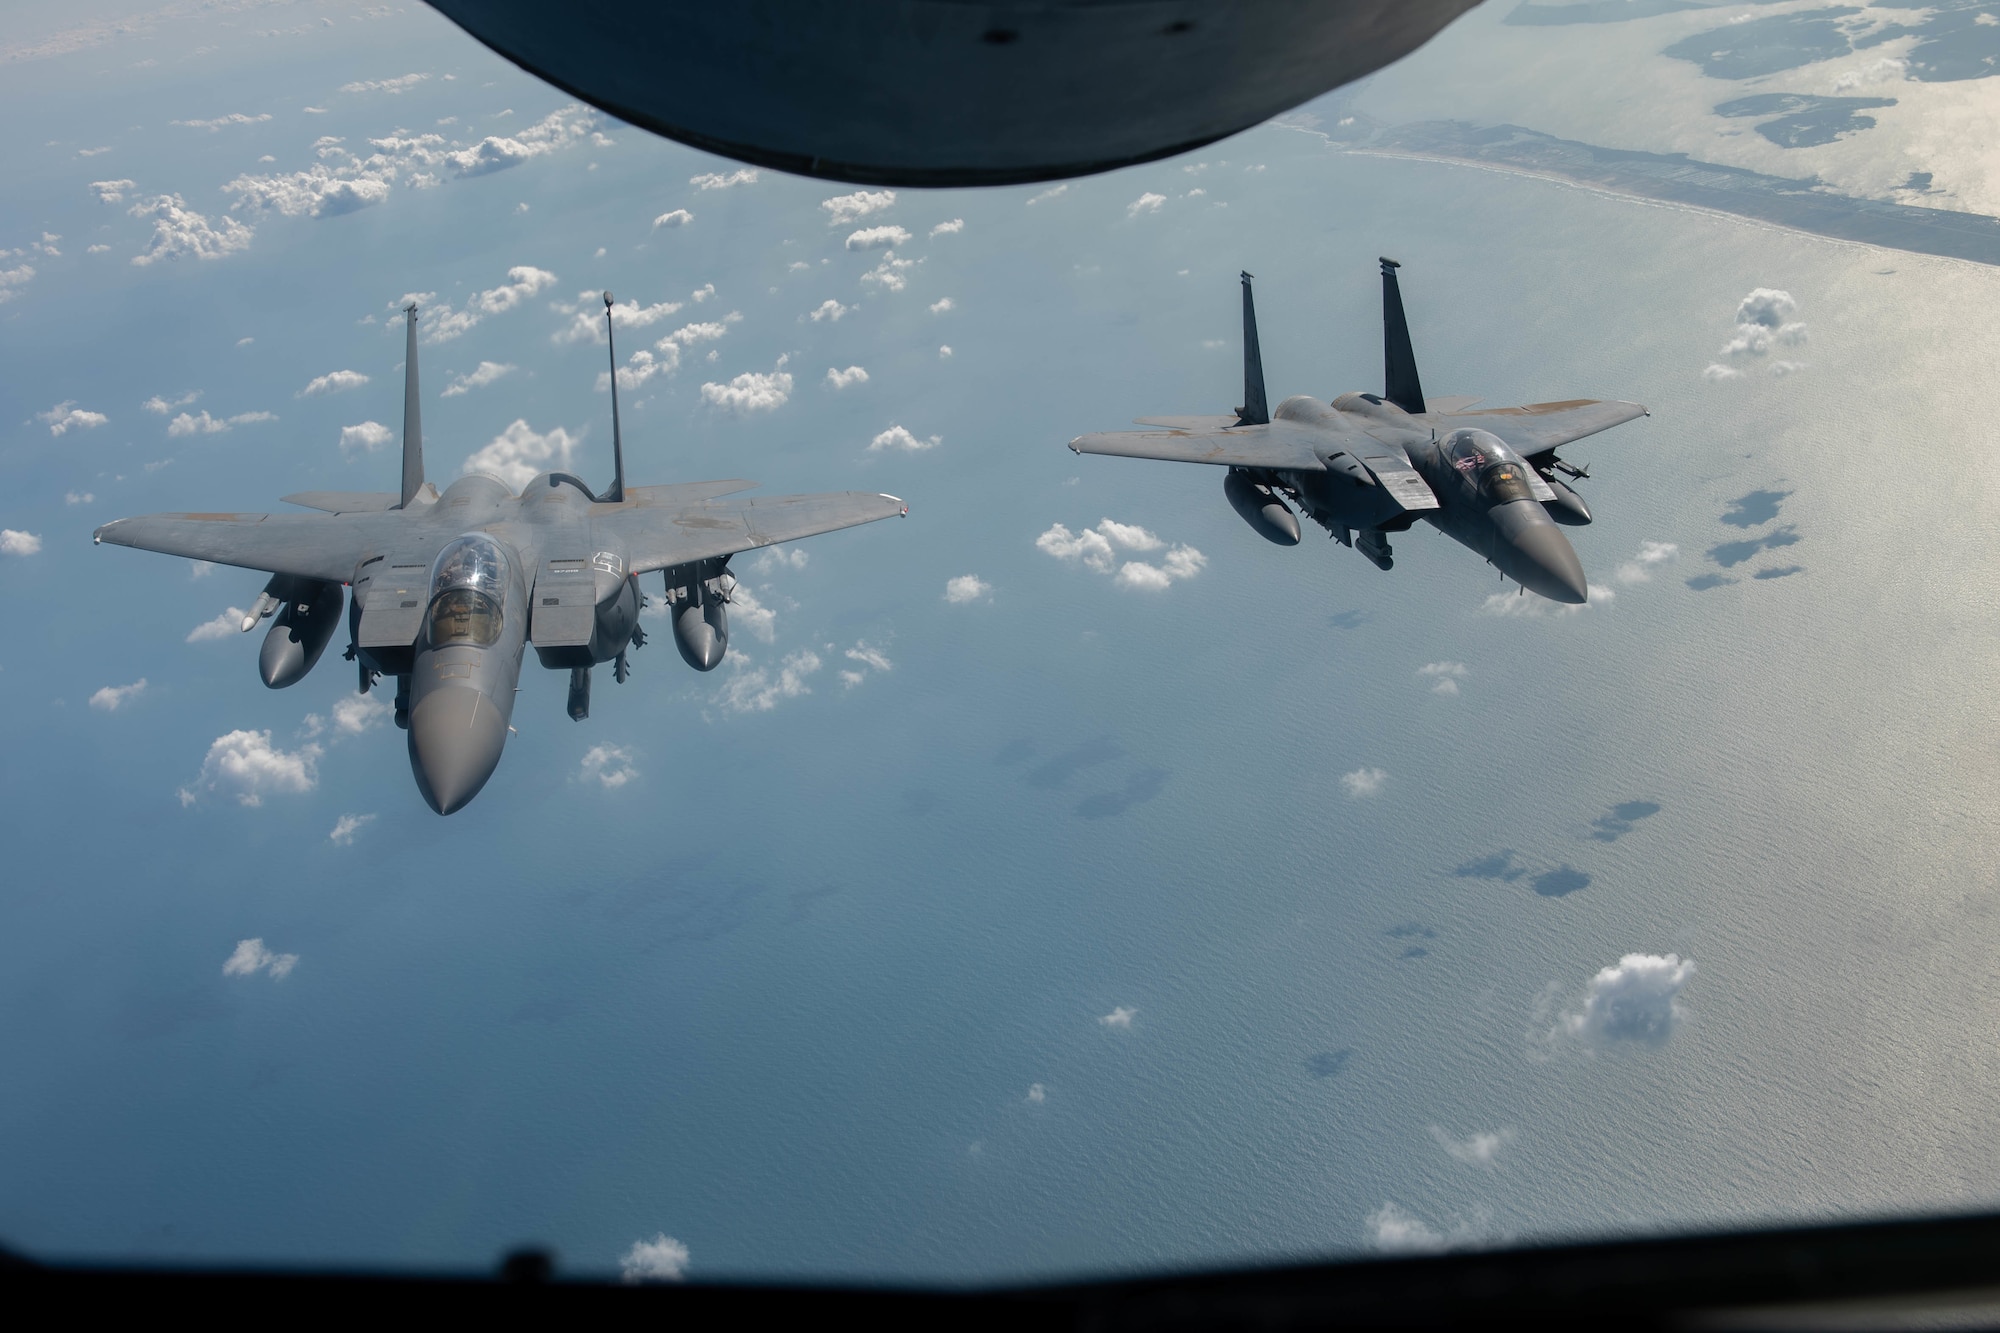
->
[[1326, 119, 2000, 268]]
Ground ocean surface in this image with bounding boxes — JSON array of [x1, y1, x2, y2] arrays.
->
[[3, 0, 2000, 1283]]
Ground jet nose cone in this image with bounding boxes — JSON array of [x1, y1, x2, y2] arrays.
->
[[1490, 500, 1590, 605], [407, 685, 508, 815]]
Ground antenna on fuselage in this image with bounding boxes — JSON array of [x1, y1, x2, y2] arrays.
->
[[600, 291, 626, 504], [1380, 257, 1427, 415], [1235, 271, 1269, 427], [398, 302, 425, 509]]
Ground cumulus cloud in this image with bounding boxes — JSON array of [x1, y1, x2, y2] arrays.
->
[[340, 72, 429, 94], [1341, 767, 1387, 798], [701, 361, 792, 414], [840, 640, 892, 689], [869, 424, 938, 452], [651, 208, 693, 229], [824, 365, 868, 390], [750, 547, 808, 574], [0, 530, 43, 556], [90, 178, 136, 204], [417, 266, 558, 343], [944, 574, 991, 604], [928, 297, 954, 315], [1707, 287, 1807, 379], [1615, 540, 1679, 584], [1366, 1204, 1447, 1254], [89, 679, 148, 711], [1556, 953, 1696, 1046], [167, 409, 276, 437], [66, 491, 94, 505], [728, 586, 778, 643], [1099, 1006, 1137, 1029], [181, 729, 320, 806], [1126, 192, 1166, 217], [299, 369, 368, 397], [1418, 661, 1469, 695], [36, 401, 108, 436], [938, 345, 953, 360], [822, 189, 895, 226], [860, 251, 920, 291], [807, 298, 847, 322], [554, 290, 683, 345], [462, 419, 581, 490], [930, 218, 964, 236], [1430, 1126, 1513, 1166], [1036, 518, 1203, 590], [1027, 1083, 1046, 1104], [0, 260, 34, 304], [692, 169, 758, 190], [441, 361, 516, 397], [603, 317, 739, 391], [332, 693, 391, 735], [143, 391, 198, 414], [845, 224, 911, 251], [340, 420, 394, 454], [620, 1235, 689, 1283], [329, 812, 376, 845], [1026, 184, 1067, 205], [712, 649, 823, 714], [223, 938, 298, 980], [579, 743, 638, 788], [128, 193, 253, 265], [1832, 55, 1908, 92], [173, 111, 272, 131], [187, 607, 246, 642]]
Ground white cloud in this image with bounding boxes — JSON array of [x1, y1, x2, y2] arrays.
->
[[1615, 540, 1679, 584], [1482, 583, 1614, 616], [340, 72, 429, 94], [419, 266, 559, 343], [189, 560, 217, 579], [620, 1234, 689, 1283], [1037, 519, 1203, 590], [332, 693, 390, 735], [441, 361, 516, 397], [1737, 288, 1798, 329], [144, 391, 198, 414], [1099, 1006, 1137, 1029], [187, 608, 246, 641], [182, 729, 320, 806], [128, 193, 253, 265], [65, 491, 94, 505], [1026, 1083, 1046, 1104], [1557, 953, 1696, 1046], [1768, 359, 1808, 377], [462, 419, 581, 490], [869, 424, 939, 452], [930, 218, 964, 236], [37, 401, 108, 436], [89, 679, 147, 711], [555, 291, 683, 345], [944, 574, 991, 604], [651, 208, 693, 229], [1126, 192, 1166, 217], [1708, 288, 1807, 379], [928, 297, 954, 315], [1702, 364, 1742, 381], [749, 547, 808, 574], [0, 530, 43, 556], [1341, 767, 1387, 798], [845, 224, 911, 251], [712, 649, 823, 714], [824, 365, 868, 390], [329, 812, 375, 845], [299, 369, 368, 397], [340, 420, 394, 454], [1418, 661, 1469, 695], [1026, 184, 1067, 206], [822, 189, 895, 226], [729, 586, 778, 643], [579, 743, 638, 788], [173, 111, 272, 131], [1430, 1126, 1513, 1166], [89, 178, 136, 204], [692, 168, 758, 190], [859, 251, 920, 291], [807, 298, 847, 322], [0, 260, 34, 304], [1366, 1204, 1447, 1254], [844, 640, 892, 686], [602, 318, 738, 392], [938, 345, 953, 360], [86, 244, 111, 254], [223, 938, 298, 980], [701, 363, 792, 414], [167, 409, 276, 437], [1832, 56, 1908, 92]]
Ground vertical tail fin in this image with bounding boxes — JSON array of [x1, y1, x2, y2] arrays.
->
[[600, 291, 626, 504], [1236, 270, 1269, 427], [398, 303, 425, 508], [1380, 257, 1426, 415]]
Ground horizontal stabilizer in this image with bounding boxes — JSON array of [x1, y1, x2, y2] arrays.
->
[[1423, 395, 1483, 415], [1426, 398, 1647, 457], [1133, 415, 1242, 432], [281, 491, 400, 513], [616, 479, 760, 506], [1071, 425, 1326, 472]]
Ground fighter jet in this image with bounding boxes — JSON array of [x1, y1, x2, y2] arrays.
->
[[94, 296, 906, 814], [1069, 261, 1647, 604]]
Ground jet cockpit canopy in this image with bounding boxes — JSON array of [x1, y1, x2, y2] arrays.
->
[[427, 533, 509, 648], [1443, 428, 1546, 507]]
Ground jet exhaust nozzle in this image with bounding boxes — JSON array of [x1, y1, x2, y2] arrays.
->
[[673, 600, 729, 671], [258, 579, 345, 689], [1223, 469, 1301, 546]]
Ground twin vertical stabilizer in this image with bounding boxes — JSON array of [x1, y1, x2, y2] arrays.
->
[[1235, 271, 1269, 427], [1380, 257, 1426, 415], [398, 303, 425, 508], [600, 291, 627, 504]]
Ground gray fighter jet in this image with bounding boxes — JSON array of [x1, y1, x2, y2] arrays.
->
[[1070, 261, 1647, 604], [94, 297, 906, 814]]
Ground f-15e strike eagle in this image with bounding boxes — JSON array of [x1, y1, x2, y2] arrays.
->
[[1070, 261, 1647, 605], [95, 296, 905, 815]]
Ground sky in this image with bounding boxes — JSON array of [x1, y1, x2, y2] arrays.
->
[[6, 0, 2000, 1286]]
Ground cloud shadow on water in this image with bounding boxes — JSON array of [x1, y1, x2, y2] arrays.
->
[[1454, 850, 1526, 883], [1589, 800, 1662, 842], [1531, 865, 1591, 897], [1328, 610, 1369, 631], [993, 739, 1035, 767], [1687, 573, 1736, 591], [1400, 945, 1429, 960], [1306, 1049, 1352, 1078], [1076, 767, 1168, 819], [1720, 489, 1791, 528], [1709, 525, 1800, 568], [1754, 565, 1804, 580], [1386, 923, 1437, 940], [1026, 735, 1124, 789]]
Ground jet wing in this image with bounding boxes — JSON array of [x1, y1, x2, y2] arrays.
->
[[594, 490, 906, 574], [281, 491, 400, 513], [94, 511, 410, 582], [1426, 399, 1647, 458], [1069, 423, 1326, 471]]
